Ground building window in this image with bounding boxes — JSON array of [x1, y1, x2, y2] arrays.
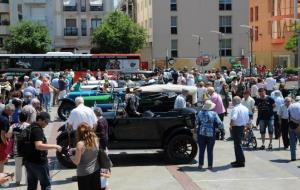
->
[[0, 13, 10, 25], [250, 7, 253, 22], [81, 0, 86, 12], [220, 38, 232, 56], [91, 18, 102, 34], [149, 0, 152, 6], [171, 16, 177, 34], [255, 26, 259, 41], [219, 16, 232, 34], [171, 39, 178, 57], [65, 19, 78, 36], [219, 0, 232, 11], [170, 0, 177, 11], [255, 6, 258, 21], [0, 38, 3, 48], [63, 0, 77, 11], [90, 0, 103, 11], [81, 19, 87, 36]]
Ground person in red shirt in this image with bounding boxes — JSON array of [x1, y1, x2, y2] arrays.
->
[[40, 78, 56, 112]]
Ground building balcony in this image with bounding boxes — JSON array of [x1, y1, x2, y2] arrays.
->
[[64, 27, 78, 36], [0, 2, 9, 13], [90, 5, 104, 11], [63, 5, 77, 11], [0, 20, 10, 26], [271, 38, 286, 44], [23, 0, 47, 4], [0, 25, 9, 35]]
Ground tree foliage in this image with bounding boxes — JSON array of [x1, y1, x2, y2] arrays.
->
[[285, 34, 297, 52], [4, 21, 51, 53], [92, 11, 147, 53]]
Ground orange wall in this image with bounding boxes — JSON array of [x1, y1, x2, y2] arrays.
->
[[249, 0, 296, 68]]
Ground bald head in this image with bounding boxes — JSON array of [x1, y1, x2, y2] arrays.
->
[[75, 97, 84, 106], [232, 96, 241, 106]]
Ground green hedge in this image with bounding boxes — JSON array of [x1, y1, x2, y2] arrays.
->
[[284, 67, 298, 75]]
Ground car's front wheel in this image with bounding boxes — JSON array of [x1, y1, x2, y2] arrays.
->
[[165, 134, 198, 164], [57, 102, 75, 121], [56, 138, 76, 169]]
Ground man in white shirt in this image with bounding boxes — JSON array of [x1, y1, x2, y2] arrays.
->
[[241, 90, 255, 114], [186, 73, 195, 86], [174, 89, 188, 109], [230, 96, 249, 168], [67, 97, 97, 130], [264, 74, 276, 95], [278, 97, 291, 149]]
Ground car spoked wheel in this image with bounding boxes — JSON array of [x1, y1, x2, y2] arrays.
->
[[57, 102, 75, 121], [56, 138, 76, 168], [166, 135, 197, 164]]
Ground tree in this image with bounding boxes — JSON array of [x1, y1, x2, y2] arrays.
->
[[285, 23, 299, 52], [4, 21, 51, 53], [92, 11, 147, 53]]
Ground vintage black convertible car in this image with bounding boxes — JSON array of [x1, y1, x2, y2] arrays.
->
[[56, 108, 198, 168]]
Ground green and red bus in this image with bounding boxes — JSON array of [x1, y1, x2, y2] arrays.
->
[[0, 52, 146, 80]]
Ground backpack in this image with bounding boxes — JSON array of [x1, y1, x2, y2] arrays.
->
[[16, 125, 38, 159]]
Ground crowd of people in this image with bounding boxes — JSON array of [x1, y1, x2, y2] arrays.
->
[[164, 67, 300, 169], [0, 66, 298, 189]]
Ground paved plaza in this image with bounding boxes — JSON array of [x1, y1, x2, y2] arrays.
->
[[2, 104, 300, 190]]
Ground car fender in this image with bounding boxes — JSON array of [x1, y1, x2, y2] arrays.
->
[[58, 98, 76, 105], [162, 126, 194, 147], [56, 130, 76, 143]]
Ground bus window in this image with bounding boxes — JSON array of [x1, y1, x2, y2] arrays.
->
[[80, 58, 90, 70]]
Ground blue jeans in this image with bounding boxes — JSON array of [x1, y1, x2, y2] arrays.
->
[[232, 126, 245, 163], [289, 129, 300, 160], [198, 135, 215, 167], [25, 162, 51, 190], [43, 93, 51, 112]]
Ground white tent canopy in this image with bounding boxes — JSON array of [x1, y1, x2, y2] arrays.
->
[[63, 0, 76, 6], [90, 0, 103, 6]]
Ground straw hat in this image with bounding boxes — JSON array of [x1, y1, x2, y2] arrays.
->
[[202, 100, 216, 111]]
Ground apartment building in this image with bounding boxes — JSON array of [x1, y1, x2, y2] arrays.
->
[[54, 0, 114, 53], [0, 0, 10, 53], [118, 0, 137, 22], [0, 0, 114, 53], [133, 0, 249, 70], [250, 0, 299, 69]]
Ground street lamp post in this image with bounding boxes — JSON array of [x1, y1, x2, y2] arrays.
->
[[294, 0, 300, 89], [240, 24, 255, 76], [210, 30, 225, 69], [192, 34, 204, 72]]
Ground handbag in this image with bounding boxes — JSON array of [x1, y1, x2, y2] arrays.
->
[[97, 149, 113, 169]]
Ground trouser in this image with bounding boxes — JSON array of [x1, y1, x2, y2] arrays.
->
[[77, 170, 100, 190], [281, 119, 290, 148], [42, 93, 51, 112], [274, 113, 280, 138], [289, 129, 300, 160], [15, 156, 27, 184], [198, 135, 215, 167], [59, 90, 67, 100], [53, 90, 59, 105], [25, 162, 51, 190], [218, 113, 226, 138], [232, 126, 245, 163]]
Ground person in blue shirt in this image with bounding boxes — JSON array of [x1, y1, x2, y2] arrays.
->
[[197, 100, 223, 169]]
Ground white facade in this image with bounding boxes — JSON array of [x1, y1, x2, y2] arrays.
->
[[54, 0, 114, 53], [1, 0, 114, 53], [136, 0, 249, 69]]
